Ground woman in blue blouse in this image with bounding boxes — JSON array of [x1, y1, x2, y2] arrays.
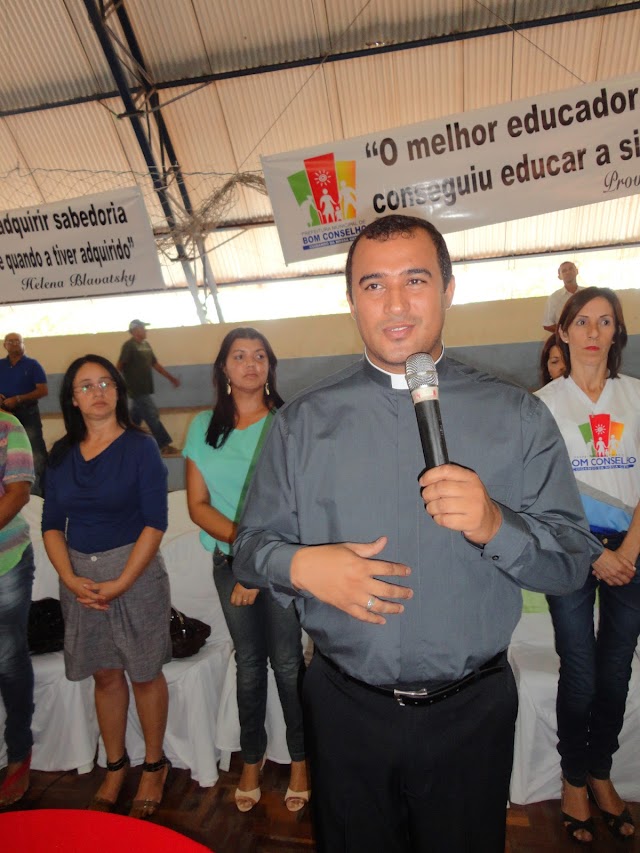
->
[[184, 328, 308, 813], [42, 355, 171, 819]]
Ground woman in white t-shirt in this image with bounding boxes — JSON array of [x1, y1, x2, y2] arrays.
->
[[536, 287, 640, 843]]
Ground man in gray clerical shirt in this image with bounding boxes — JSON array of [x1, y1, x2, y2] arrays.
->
[[234, 214, 597, 853]]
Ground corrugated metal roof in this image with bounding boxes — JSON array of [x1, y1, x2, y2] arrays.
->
[[192, 0, 328, 72], [217, 65, 338, 170], [0, 0, 121, 112], [124, 0, 211, 80], [0, 0, 638, 292]]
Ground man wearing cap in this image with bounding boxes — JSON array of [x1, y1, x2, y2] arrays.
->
[[117, 320, 180, 456], [0, 333, 48, 496]]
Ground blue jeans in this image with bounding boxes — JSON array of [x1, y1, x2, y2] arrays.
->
[[547, 565, 640, 786], [213, 550, 305, 764], [0, 544, 35, 763], [15, 406, 47, 497], [129, 394, 172, 449]]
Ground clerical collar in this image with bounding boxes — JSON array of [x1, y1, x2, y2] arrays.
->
[[364, 346, 445, 389]]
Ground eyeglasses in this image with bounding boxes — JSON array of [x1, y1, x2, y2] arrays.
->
[[73, 380, 117, 395]]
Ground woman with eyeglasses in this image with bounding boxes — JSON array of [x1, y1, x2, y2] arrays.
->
[[184, 328, 308, 813], [42, 355, 171, 819]]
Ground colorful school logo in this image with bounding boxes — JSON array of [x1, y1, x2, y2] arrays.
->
[[287, 153, 357, 226], [571, 413, 636, 471], [579, 414, 624, 457]]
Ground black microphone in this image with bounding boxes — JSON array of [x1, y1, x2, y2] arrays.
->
[[405, 352, 449, 471]]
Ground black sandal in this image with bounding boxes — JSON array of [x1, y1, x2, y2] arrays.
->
[[88, 751, 130, 812], [587, 778, 635, 840], [128, 754, 172, 820], [599, 806, 635, 840], [561, 811, 595, 844], [561, 779, 595, 844]]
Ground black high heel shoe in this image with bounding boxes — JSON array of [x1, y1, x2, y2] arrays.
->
[[587, 778, 635, 841], [561, 811, 596, 845], [128, 754, 172, 820], [88, 751, 130, 812], [561, 779, 595, 844], [600, 807, 635, 840]]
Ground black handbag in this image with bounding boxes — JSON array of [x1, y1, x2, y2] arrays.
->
[[28, 598, 65, 655], [169, 607, 211, 658]]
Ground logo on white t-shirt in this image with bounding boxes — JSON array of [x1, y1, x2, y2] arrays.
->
[[572, 414, 636, 470]]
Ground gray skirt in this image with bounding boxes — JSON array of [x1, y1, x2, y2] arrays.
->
[[59, 542, 172, 682]]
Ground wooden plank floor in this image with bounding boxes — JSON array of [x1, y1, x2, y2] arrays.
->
[[2, 755, 638, 851]]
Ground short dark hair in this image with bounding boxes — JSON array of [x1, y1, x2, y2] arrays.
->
[[345, 215, 453, 298], [49, 354, 134, 466], [556, 286, 627, 379], [539, 333, 565, 386], [206, 327, 284, 449]]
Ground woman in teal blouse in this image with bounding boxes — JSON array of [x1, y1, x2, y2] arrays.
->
[[184, 328, 308, 813]]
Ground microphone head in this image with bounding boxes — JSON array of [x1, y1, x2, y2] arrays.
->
[[405, 353, 438, 391]]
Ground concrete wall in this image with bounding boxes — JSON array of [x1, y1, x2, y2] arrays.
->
[[20, 289, 640, 471]]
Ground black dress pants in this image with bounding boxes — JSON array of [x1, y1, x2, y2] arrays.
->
[[303, 652, 518, 853]]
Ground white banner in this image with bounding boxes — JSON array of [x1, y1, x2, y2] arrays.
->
[[0, 186, 163, 303], [262, 74, 640, 264]]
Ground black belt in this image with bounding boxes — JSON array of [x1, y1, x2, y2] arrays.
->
[[320, 650, 507, 707]]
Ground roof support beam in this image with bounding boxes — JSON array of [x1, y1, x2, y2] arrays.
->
[[82, 0, 212, 323], [111, 2, 225, 322], [2, 2, 640, 119]]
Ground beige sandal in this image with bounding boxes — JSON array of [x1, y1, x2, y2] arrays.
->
[[235, 786, 261, 812], [285, 787, 310, 812]]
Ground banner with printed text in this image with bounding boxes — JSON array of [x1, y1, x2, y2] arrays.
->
[[0, 186, 163, 303], [262, 74, 640, 264]]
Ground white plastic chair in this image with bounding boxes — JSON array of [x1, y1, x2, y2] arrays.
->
[[215, 651, 292, 771], [215, 630, 313, 771], [509, 611, 640, 804], [0, 497, 98, 774], [165, 489, 199, 544], [163, 491, 311, 773], [97, 529, 232, 787]]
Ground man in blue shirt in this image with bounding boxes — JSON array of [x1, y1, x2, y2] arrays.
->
[[0, 333, 48, 496]]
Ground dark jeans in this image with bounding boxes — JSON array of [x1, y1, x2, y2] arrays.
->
[[303, 651, 518, 853], [14, 406, 47, 497], [547, 566, 640, 786], [0, 545, 35, 763], [129, 394, 172, 449], [213, 550, 305, 764]]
